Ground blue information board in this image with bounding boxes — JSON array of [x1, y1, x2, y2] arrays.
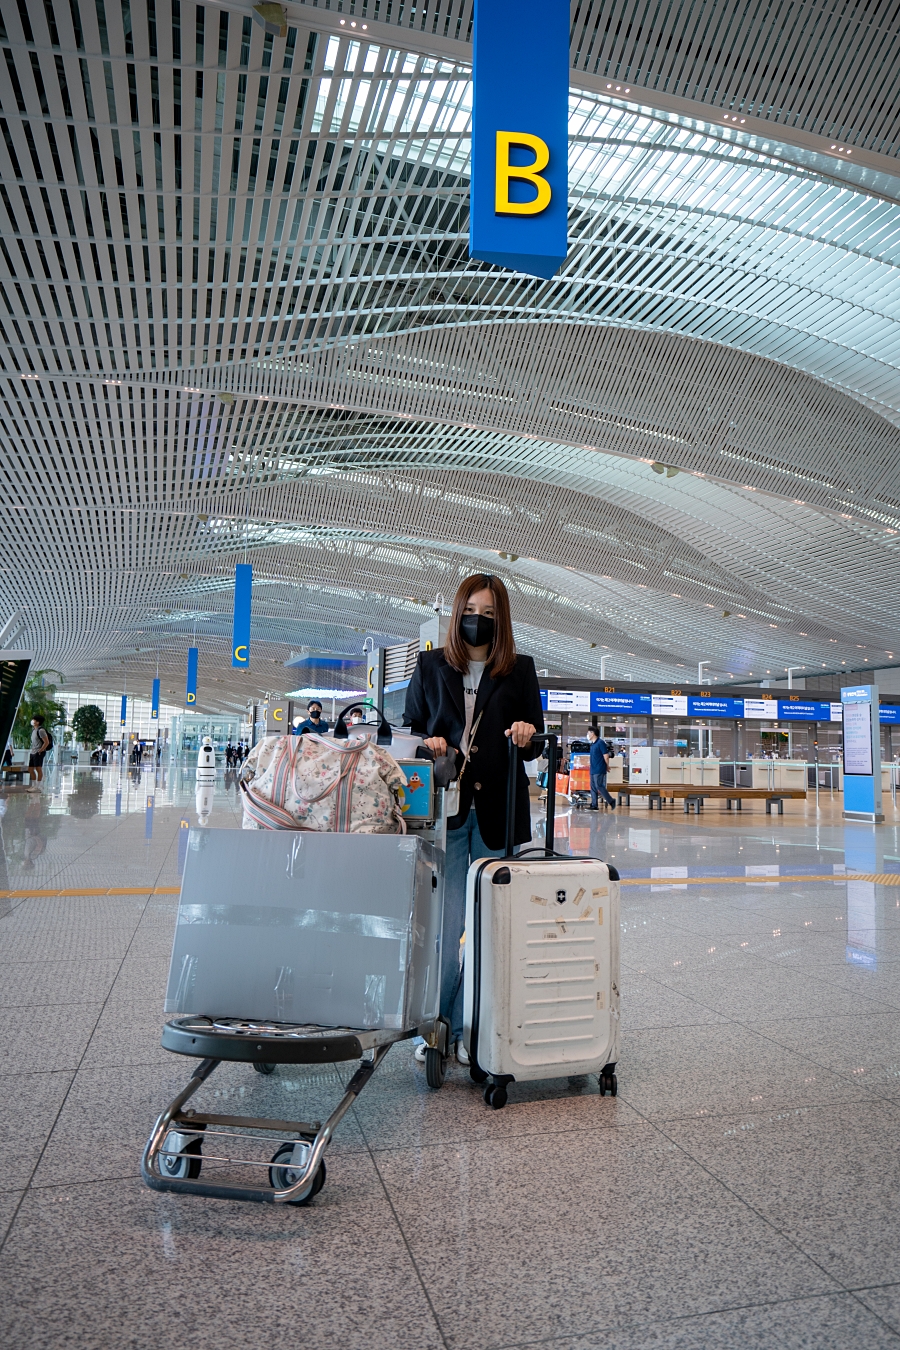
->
[[777, 700, 833, 721], [687, 696, 744, 718]]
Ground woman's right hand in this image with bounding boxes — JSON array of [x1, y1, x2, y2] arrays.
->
[[424, 736, 455, 759]]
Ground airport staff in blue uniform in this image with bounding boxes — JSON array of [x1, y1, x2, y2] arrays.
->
[[587, 726, 616, 809], [293, 701, 330, 735]]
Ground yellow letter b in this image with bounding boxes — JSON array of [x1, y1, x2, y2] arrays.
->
[[495, 131, 552, 215]]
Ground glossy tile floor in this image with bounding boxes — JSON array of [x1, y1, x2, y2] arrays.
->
[[3, 762, 900, 1348]]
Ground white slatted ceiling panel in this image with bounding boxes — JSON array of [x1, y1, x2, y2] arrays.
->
[[0, 0, 899, 706], [296, 0, 900, 155]]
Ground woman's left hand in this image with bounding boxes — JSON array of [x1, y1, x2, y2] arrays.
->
[[506, 721, 537, 749]]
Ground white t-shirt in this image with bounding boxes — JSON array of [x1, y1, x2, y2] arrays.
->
[[461, 660, 486, 754]]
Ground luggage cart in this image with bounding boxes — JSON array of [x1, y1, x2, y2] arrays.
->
[[142, 747, 454, 1206], [142, 1015, 448, 1204]]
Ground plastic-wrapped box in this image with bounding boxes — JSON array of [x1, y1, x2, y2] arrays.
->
[[165, 829, 441, 1031]]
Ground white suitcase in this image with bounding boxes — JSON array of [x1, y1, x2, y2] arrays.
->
[[463, 735, 620, 1108]]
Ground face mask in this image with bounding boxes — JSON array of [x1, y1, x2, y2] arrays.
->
[[461, 613, 495, 648]]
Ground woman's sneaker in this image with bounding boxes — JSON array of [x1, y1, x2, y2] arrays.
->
[[413, 1042, 427, 1063], [455, 1040, 469, 1065]]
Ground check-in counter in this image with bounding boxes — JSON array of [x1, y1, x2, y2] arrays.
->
[[660, 757, 687, 785], [776, 763, 807, 793], [690, 758, 720, 786], [751, 762, 778, 791]]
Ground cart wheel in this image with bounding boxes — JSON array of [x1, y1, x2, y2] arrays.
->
[[160, 1135, 202, 1179], [424, 1047, 445, 1089], [469, 1063, 489, 1085], [488, 1083, 508, 1110], [253, 1060, 276, 1075], [269, 1143, 326, 1204]]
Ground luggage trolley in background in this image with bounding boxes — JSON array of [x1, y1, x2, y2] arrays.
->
[[142, 746, 453, 1207]]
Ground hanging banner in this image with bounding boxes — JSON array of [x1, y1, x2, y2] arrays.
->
[[232, 563, 252, 668], [120, 695, 127, 728], [469, 0, 569, 278], [186, 647, 198, 706], [150, 677, 160, 721]]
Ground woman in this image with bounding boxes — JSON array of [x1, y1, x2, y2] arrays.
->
[[404, 573, 543, 1064]]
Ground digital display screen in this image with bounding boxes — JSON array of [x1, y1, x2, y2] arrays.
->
[[651, 694, 688, 716], [545, 689, 591, 711], [537, 688, 897, 728], [590, 692, 652, 714], [843, 701, 873, 776], [777, 700, 833, 721], [743, 698, 779, 720], [687, 696, 744, 718]]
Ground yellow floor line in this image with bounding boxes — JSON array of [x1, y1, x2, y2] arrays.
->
[[2, 874, 899, 899], [619, 872, 900, 887], [0, 886, 181, 898]]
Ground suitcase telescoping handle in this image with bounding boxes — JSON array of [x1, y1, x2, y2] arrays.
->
[[505, 732, 558, 858]]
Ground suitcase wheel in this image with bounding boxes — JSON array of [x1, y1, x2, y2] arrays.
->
[[598, 1071, 618, 1097], [424, 1047, 446, 1090], [483, 1082, 508, 1110]]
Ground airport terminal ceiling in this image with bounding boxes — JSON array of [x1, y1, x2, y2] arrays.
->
[[2, 0, 900, 712]]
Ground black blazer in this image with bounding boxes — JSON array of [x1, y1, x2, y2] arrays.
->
[[404, 648, 544, 849]]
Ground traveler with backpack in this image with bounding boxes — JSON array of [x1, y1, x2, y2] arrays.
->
[[28, 715, 52, 791], [404, 573, 543, 1065]]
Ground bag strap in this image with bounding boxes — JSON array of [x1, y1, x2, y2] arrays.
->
[[240, 780, 311, 830], [457, 709, 484, 789]]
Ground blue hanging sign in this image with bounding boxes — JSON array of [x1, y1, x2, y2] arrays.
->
[[120, 694, 127, 728], [232, 563, 252, 668], [150, 677, 160, 721], [469, 0, 569, 279], [186, 647, 198, 706]]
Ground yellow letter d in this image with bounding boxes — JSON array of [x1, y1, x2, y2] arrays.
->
[[495, 132, 552, 215]]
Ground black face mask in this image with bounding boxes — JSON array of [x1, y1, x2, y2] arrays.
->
[[460, 613, 495, 649]]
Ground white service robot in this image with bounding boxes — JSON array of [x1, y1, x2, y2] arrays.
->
[[196, 737, 216, 779], [195, 777, 215, 826], [195, 738, 216, 825]]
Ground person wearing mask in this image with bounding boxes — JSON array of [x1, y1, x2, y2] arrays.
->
[[294, 701, 330, 735], [27, 715, 51, 792], [404, 573, 543, 1065], [587, 726, 616, 810]]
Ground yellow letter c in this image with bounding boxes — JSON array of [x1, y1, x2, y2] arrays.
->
[[495, 132, 552, 216], [234, 645, 248, 663], [273, 707, 283, 720]]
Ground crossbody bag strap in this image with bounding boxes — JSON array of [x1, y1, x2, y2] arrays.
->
[[457, 709, 484, 788]]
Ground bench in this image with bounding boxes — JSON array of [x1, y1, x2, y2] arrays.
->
[[615, 784, 807, 814]]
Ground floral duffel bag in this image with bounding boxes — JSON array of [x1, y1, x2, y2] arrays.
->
[[239, 732, 407, 833]]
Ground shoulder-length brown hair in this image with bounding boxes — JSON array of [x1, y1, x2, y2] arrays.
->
[[444, 573, 517, 678]]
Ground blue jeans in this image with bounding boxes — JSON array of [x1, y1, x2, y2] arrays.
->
[[591, 771, 615, 808], [441, 808, 506, 1039]]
